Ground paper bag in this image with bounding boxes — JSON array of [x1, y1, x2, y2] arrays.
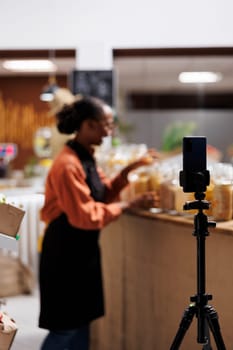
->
[[0, 203, 25, 238], [0, 312, 18, 350]]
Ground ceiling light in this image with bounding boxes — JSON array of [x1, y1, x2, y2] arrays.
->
[[178, 71, 222, 84], [39, 49, 60, 102], [3, 59, 57, 72]]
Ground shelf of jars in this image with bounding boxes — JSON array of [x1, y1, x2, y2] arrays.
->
[[95, 142, 233, 224]]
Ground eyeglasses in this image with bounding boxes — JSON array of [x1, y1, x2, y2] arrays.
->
[[98, 119, 115, 130]]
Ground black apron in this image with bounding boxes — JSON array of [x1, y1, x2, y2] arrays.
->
[[39, 141, 106, 330]]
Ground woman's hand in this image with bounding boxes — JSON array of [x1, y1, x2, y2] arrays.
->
[[129, 191, 160, 210], [138, 148, 161, 166], [120, 148, 161, 180]]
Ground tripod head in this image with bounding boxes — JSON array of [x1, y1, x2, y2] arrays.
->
[[183, 192, 210, 211], [183, 191, 216, 238], [183, 192, 216, 232]]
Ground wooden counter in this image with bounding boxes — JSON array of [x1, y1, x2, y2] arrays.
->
[[90, 210, 233, 350]]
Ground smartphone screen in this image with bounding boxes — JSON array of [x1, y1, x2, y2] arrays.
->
[[180, 136, 209, 192], [183, 136, 206, 173]]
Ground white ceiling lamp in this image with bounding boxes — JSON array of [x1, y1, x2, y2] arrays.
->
[[3, 59, 57, 72], [178, 71, 222, 84]]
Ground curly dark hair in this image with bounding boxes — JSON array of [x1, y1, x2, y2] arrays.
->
[[56, 96, 106, 134]]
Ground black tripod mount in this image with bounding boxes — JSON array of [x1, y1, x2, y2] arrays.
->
[[170, 192, 226, 350]]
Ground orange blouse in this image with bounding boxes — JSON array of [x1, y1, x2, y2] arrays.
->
[[41, 145, 129, 230]]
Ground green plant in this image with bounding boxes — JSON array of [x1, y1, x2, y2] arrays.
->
[[161, 121, 197, 151]]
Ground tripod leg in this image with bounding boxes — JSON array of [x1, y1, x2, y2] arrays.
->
[[170, 304, 196, 350], [205, 305, 226, 350], [202, 321, 213, 350]]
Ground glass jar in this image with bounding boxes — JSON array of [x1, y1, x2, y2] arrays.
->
[[211, 163, 233, 221], [160, 166, 179, 214], [147, 163, 163, 192], [174, 188, 194, 215], [129, 168, 150, 200], [212, 182, 233, 221]]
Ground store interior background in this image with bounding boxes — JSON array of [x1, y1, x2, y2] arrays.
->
[[0, 1, 233, 349], [1, 47, 233, 171], [1, 0, 233, 170]]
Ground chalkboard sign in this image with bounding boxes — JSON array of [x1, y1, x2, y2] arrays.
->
[[69, 70, 114, 107]]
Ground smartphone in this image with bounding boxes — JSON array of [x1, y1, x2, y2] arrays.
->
[[180, 136, 210, 193], [183, 136, 207, 173]]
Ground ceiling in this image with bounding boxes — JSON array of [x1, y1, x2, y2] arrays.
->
[[1, 49, 233, 94]]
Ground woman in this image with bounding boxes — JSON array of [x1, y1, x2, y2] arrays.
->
[[39, 96, 158, 350]]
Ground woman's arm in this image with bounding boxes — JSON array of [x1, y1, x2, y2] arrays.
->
[[102, 148, 160, 203]]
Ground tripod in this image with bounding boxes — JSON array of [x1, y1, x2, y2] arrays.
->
[[170, 192, 226, 350]]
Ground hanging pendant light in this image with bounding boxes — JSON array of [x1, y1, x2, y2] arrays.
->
[[40, 75, 59, 101], [40, 49, 59, 102]]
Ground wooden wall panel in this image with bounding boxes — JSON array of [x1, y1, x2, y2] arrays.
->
[[0, 75, 67, 169]]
